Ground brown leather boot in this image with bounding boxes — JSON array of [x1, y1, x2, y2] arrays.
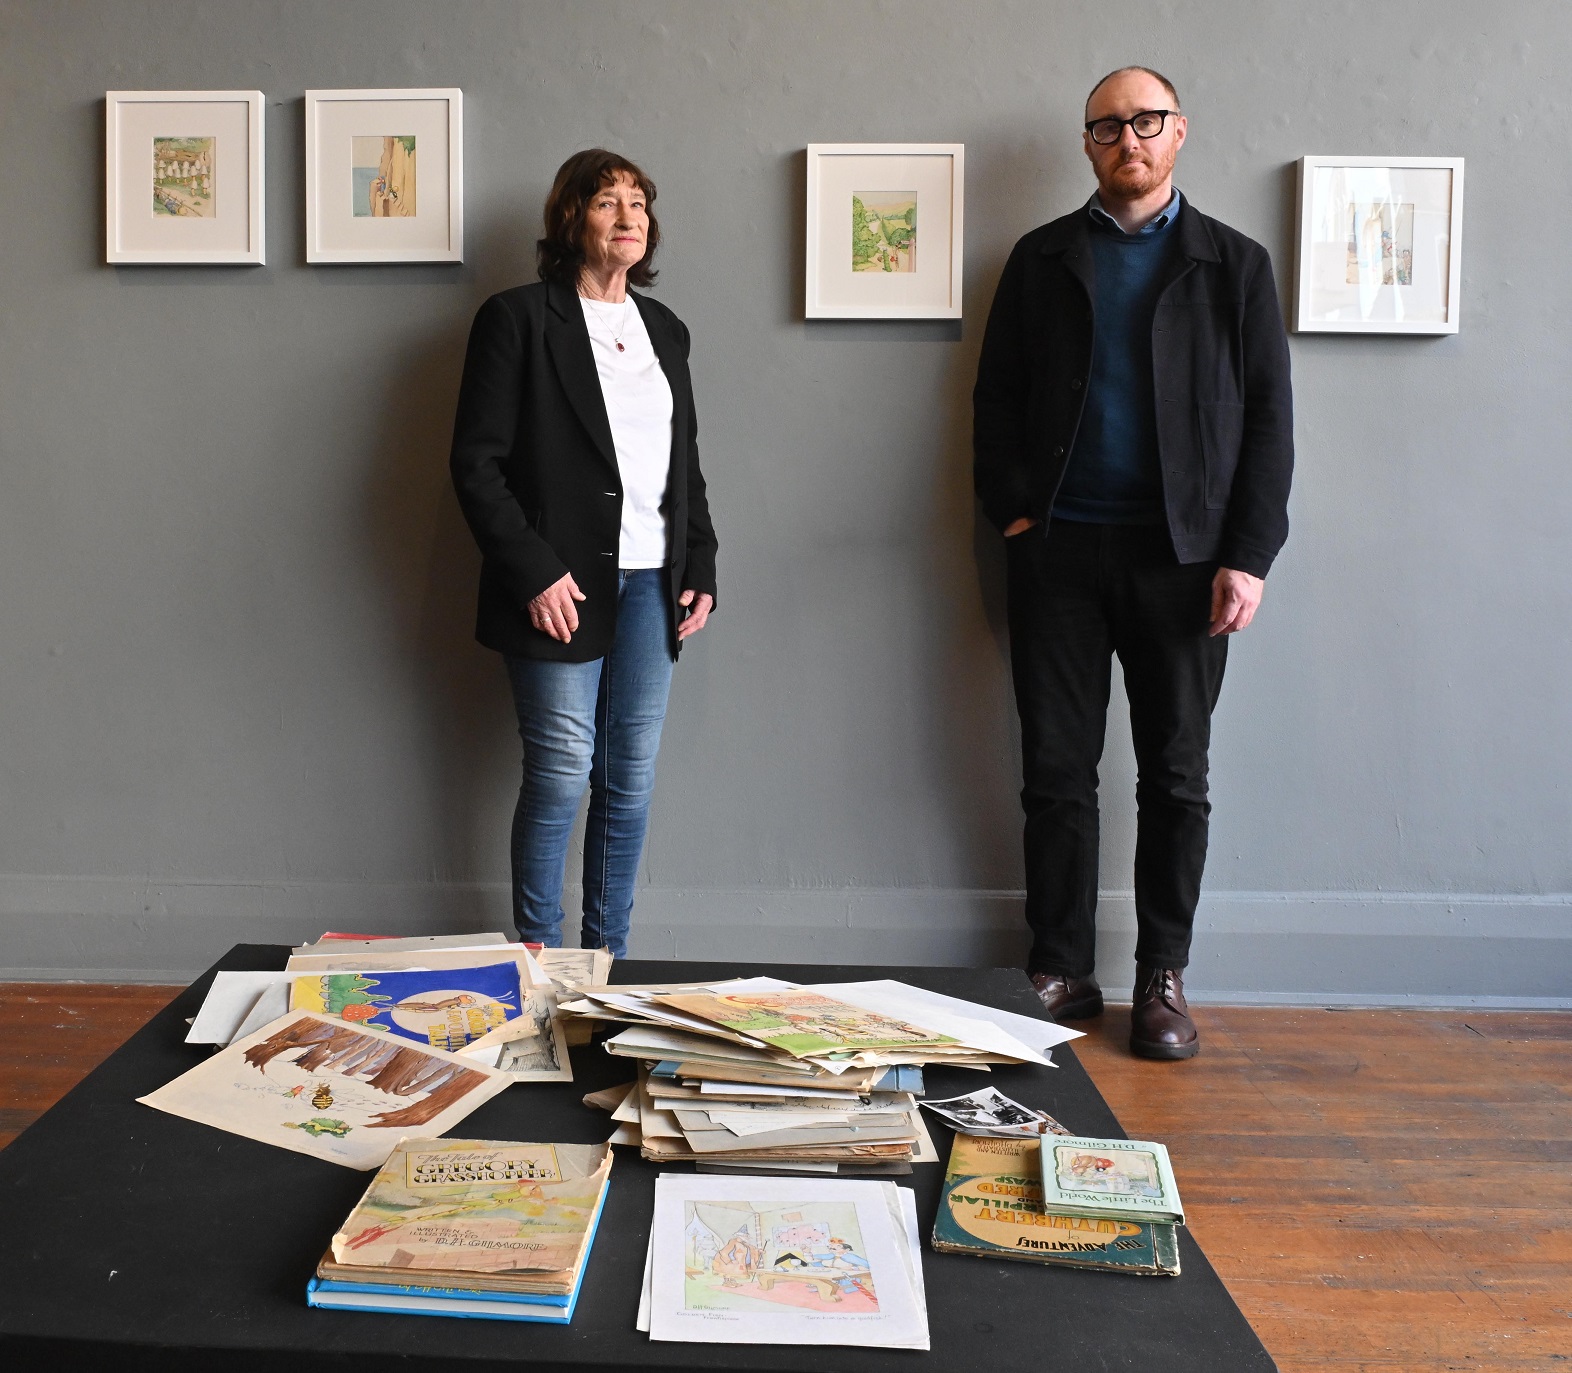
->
[[1129, 966, 1199, 1060], [1029, 972, 1103, 1022]]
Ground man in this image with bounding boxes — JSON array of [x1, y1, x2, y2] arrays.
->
[[973, 67, 1293, 1059]]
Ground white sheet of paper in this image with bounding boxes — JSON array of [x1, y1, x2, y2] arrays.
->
[[185, 971, 296, 1045], [229, 983, 291, 1043], [708, 1112, 856, 1137], [809, 978, 1081, 1058], [695, 1081, 863, 1099], [292, 933, 515, 956]]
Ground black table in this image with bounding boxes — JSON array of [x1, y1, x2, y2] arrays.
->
[[0, 945, 1275, 1371]]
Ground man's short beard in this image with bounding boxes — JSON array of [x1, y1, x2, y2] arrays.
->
[[1098, 148, 1175, 202]]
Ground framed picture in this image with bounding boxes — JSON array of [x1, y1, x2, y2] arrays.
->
[[304, 88, 463, 264], [1293, 155, 1464, 334], [106, 90, 265, 265], [805, 143, 963, 319]]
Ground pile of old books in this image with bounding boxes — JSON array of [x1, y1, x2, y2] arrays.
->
[[307, 1137, 614, 1322], [569, 974, 1071, 1175], [932, 1126, 1185, 1277]]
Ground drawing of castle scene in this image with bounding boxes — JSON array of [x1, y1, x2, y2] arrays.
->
[[852, 192, 916, 273], [682, 1200, 879, 1314], [153, 136, 214, 217], [353, 135, 417, 217]]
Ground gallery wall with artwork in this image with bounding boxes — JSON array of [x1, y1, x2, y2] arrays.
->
[[2, 0, 1565, 1005]]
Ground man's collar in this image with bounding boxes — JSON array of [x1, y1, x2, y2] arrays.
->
[[1087, 187, 1182, 236]]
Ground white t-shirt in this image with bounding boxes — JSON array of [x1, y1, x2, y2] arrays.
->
[[579, 295, 673, 569]]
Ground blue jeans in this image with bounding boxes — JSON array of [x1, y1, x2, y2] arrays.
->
[[504, 569, 674, 956]]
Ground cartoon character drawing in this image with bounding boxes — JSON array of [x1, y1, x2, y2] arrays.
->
[[713, 1232, 762, 1287], [396, 993, 481, 1013], [1069, 1153, 1116, 1179], [814, 1236, 874, 1298], [284, 1117, 351, 1138]]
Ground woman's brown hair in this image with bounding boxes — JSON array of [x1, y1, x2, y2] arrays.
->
[[536, 149, 660, 287]]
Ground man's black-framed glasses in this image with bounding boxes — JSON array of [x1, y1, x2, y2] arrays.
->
[[1085, 110, 1176, 144]]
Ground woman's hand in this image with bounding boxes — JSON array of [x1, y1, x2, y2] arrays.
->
[[676, 589, 713, 641], [529, 572, 587, 642]]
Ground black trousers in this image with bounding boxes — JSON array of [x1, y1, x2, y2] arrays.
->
[[1006, 520, 1227, 979]]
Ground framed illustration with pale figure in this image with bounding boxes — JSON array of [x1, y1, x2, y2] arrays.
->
[[805, 143, 963, 319], [304, 88, 464, 263], [1293, 155, 1464, 334], [105, 90, 265, 265]]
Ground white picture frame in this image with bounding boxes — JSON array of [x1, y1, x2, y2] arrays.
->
[[1293, 155, 1464, 334], [106, 90, 265, 265], [806, 143, 963, 319], [304, 88, 463, 264]]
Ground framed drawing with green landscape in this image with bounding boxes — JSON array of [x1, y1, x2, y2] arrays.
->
[[105, 90, 264, 264], [806, 144, 963, 319], [305, 88, 463, 264], [1293, 155, 1464, 334]]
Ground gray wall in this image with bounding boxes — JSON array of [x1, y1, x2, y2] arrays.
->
[[2, 0, 1568, 1004]]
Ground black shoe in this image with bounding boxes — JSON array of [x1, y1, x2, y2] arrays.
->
[[1029, 972, 1104, 1022]]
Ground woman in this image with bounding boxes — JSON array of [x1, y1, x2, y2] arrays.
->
[[450, 149, 717, 957]]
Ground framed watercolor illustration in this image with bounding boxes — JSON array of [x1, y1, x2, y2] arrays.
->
[[1293, 155, 1464, 334], [105, 90, 264, 265], [805, 143, 963, 319], [304, 88, 463, 264]]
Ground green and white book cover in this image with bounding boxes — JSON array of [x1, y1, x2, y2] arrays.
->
[[1036, 1134, 1184, 1224]]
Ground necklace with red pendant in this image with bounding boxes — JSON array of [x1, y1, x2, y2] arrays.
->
[[586, 295, 630, 352]]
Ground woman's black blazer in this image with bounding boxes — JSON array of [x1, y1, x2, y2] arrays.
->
[[450, 278, 718, 662]]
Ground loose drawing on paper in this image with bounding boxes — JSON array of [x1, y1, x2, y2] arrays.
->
[[682, 1198, 878, 1313], [1346, 202, 1414, 285]]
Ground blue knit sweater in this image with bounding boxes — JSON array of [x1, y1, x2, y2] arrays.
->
[[1053, 190, 1182, 525]]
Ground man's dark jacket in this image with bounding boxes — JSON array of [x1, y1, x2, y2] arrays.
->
[[450, 278, 718, 662], [973, 200, 1293, 578]]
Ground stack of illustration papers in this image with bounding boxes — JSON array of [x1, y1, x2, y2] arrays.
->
[[308, 1138, 613, 1323], [933, 1133, 1180, 1276], [589, 1063, 936, 1174], [283, 932, 588, 1083], [138, 1011, 512, 1169], [565, 974, 1080, 1174], [637, 1174, 929, 1350]]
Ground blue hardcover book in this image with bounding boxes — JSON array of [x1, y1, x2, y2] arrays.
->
[[310, 1278, 571, 1307], [306, 1277, 583, 1323], [875, 1064, 924, 1093]]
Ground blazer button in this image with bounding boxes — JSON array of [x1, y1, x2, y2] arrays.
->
[[1070, 378, 1083, 390], [1052, 445, 1065, 458]]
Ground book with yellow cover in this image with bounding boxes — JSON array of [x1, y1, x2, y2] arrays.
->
[[933, 1134, 1179, 1276], [328, 1138, 613, 1292]]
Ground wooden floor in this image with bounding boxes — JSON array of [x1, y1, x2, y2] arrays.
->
[[2, 986, 1568, 1371]]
